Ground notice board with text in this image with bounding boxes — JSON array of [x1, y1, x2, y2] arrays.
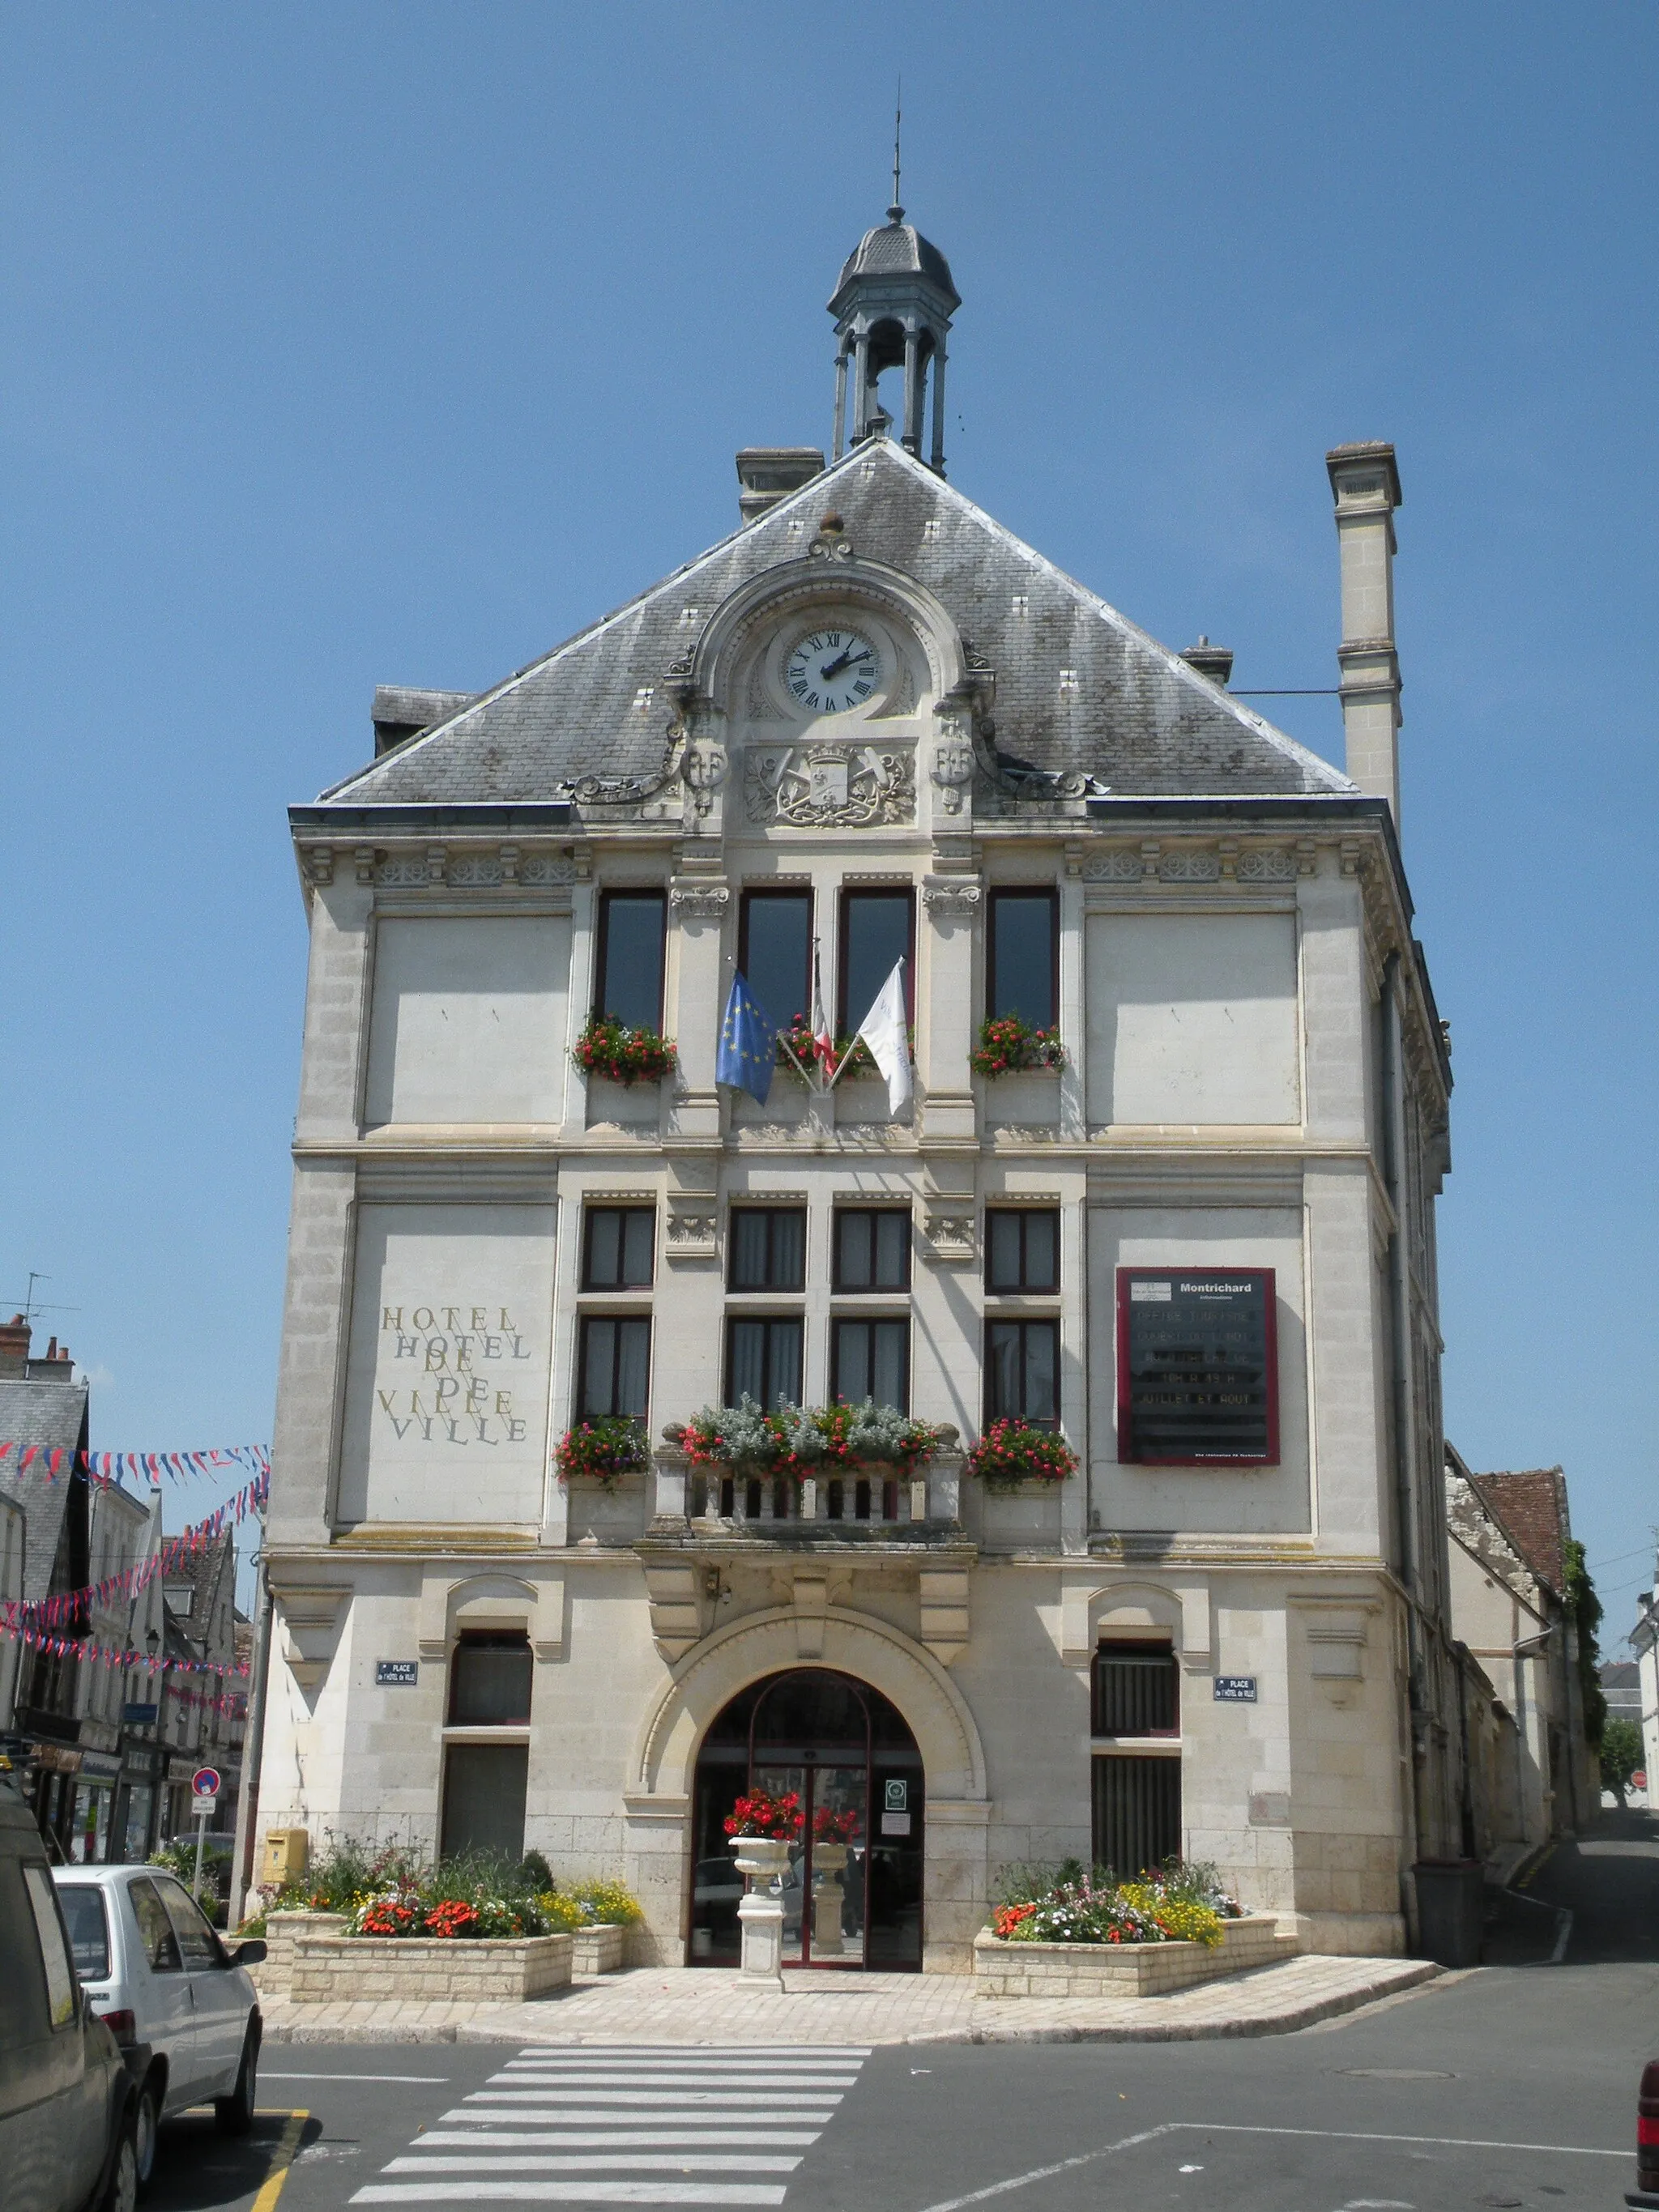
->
[[1115, 1268, 1278, 1465]]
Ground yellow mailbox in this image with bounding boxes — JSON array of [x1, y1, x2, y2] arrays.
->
[[260, 1827, 309, 1886]]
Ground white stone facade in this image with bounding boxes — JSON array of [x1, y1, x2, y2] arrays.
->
[[255, 331, 1463, 1967]]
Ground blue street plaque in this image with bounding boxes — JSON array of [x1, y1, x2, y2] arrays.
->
[[122, 1703, 158, 1726], [1213, 1676, 1259, 1703], [376, 1660, 420, 1687]]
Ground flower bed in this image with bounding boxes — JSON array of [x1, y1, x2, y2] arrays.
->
[[974, 1861, 1296, 1997], [970, 1014, 1066, 1076], [966, 1419, 1078, 1492], [572, 1016, 678, 1085], [674, 1396, 944, 1483], [291, 1932, 573, 2005], [557, 1415, 649, 1488]]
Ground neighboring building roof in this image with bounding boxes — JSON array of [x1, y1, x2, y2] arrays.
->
[[0, 1376, 89, 1600], [1466, 1468, 1571, 1599], [166, 1528, 235, 1658], [315, 437, 1354, 813]]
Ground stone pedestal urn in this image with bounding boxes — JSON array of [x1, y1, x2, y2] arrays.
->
[[729, 1835, 793, 1988], [810, 1843, 849, 1958]]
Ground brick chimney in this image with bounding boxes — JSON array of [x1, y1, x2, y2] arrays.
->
[[1327, 441, 1403, 826], [0, 1313, 28, 1379]]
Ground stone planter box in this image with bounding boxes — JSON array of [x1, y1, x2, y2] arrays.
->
[[571, 1922, 626, 1975], [290, 1930, 574, 2005], [585, 1075, 662, 1129], [972, 1914, 1299, 1999], [979, 1068, 1062, 1128], [255, 1910, 348, 1996]]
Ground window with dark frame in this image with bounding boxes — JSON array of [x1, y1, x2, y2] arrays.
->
[[830, 1317, 909, 1410], [1092, 1643, 1179, 1737], [985, 1318, 1059, 1429], [594, 890, 667, 1032], [448, 1631, 533, 1725], [1092, 1754, 1181, 1876], [578, 1315, 651, 1418], [727, 1208, 807, 1291], [725, 1316, 804, 1410], [834, 1209, 911, 1291], [739, 889, 812, 1029], [987, 889, 1059, 1027], [582, 1207, 655, 1289], [838, 889, 914, 1034], [985, 1209, 1060, 1293]]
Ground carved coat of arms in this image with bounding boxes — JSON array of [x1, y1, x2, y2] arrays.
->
[[744, 742, 915, 828]]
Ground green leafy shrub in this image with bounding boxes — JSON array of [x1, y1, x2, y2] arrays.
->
[[676, 1395, 943, 1480]]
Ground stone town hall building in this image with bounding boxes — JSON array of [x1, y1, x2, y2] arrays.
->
[[258, 202, 1461, 1967]]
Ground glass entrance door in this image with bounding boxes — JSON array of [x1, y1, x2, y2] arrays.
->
[[689, 1667, 923, 1970]]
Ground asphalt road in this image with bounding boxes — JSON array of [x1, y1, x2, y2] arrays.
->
[[145, 1814, 1659, 2212]]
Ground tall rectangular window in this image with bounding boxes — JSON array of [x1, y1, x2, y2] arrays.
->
[[728, 1209, 806, 1291], [739, 889, 812, 1030], [834, 1209, 911, 1290], [726, 1317, 804, 1410], [1092, 1755, 1181, 1877], [448, 1632, 532, 1725], [579, 1315, 651, 1417], [595, 890, 667, 1031], [988, 889, 1058, 1027], [1092, 1643, 1179, 1737], [839, 889, 914, 1033], [986, 1319, 1059, 1428], [986, 1209, 1060, 1293], [583, 1206, 655, 1289], [830, 1317, 908, 1409]]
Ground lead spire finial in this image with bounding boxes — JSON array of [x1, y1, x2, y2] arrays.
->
[[888, 83, 903, 224]]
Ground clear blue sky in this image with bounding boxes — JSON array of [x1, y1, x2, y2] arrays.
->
[[2, 6, 1654, 1634]]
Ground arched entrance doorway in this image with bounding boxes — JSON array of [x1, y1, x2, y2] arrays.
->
[[689, 1668, 923, 1971]]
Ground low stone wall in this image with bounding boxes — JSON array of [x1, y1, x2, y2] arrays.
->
[[972, 1914, 1299, 1999], [572, 1923, 626, 1975], [290, 1931, 574, 2004], [254, 1911, 349, 1997]]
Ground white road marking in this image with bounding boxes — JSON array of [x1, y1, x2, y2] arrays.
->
[[265, 2072, 451, 2083], [511, 2048, 868, 2060], [353, 2187, 788, 2205], [417, 2134, 821, 2150], [384, 2158, 803, 2175], [355, 2042, 866, 2209]]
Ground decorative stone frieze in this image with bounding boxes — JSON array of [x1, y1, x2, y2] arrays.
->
[[668, 881, 730, 919], [664, 1207, 719, 1259], [1237, 847, 1298, 882], [744, 740, 915, 827], [923, 1211, 976, 1260], [1083, 850, 1142, 882], [1160, 850, 1221, 883], [921, 876, 982, 917]]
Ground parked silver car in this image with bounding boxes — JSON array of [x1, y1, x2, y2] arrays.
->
[[0, 1767, 136, 2212], [53, 1865, 264, 2190]]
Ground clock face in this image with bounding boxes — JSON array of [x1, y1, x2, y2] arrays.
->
[[784, 628, 882, 714]]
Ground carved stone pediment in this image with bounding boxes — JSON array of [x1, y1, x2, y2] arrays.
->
[[744, 741, 915, 827]]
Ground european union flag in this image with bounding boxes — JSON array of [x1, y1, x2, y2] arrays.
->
[[716, 972, 778, 1105]]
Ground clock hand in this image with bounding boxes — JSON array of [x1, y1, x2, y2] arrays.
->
[[820, 648, 872, 682]]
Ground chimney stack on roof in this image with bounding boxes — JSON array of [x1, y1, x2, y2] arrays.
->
[[1180, 636, 1234, 688], [1327, 441, 1404, 829], [736, 448, 825, 526], [0, 1314, 29, 1378]]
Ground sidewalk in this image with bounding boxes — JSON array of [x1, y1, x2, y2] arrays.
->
[[262, 1952, 1439, 2046]]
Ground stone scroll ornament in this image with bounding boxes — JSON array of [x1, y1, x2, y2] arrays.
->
[[744, 741, 915, 827]]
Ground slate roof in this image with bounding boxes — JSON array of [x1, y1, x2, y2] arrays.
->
[[0, 1377, 88, 1600], [1467, 1468, 1571, 1600], [831, 219, 960, 311], [317, 437, 1353, 813]]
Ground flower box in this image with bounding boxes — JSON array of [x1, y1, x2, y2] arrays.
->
[[254, 1909, 348, 1996], [971, 1914, 1299, 1999], [290, 1930, 574, 2005], [572, 1923, 625, 1975]]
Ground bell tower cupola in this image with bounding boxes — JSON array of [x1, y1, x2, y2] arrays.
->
[[828, 117, 959, 473]]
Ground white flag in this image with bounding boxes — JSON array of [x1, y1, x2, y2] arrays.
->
[[856, 960, 912, 1116]]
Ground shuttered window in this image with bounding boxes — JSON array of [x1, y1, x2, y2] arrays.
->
[[1092, 1756, 1181, 1878], [1092, 1643, 1179, 1737]]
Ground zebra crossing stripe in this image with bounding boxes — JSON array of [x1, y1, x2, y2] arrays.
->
[[352, 2043, 868, 2208]]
